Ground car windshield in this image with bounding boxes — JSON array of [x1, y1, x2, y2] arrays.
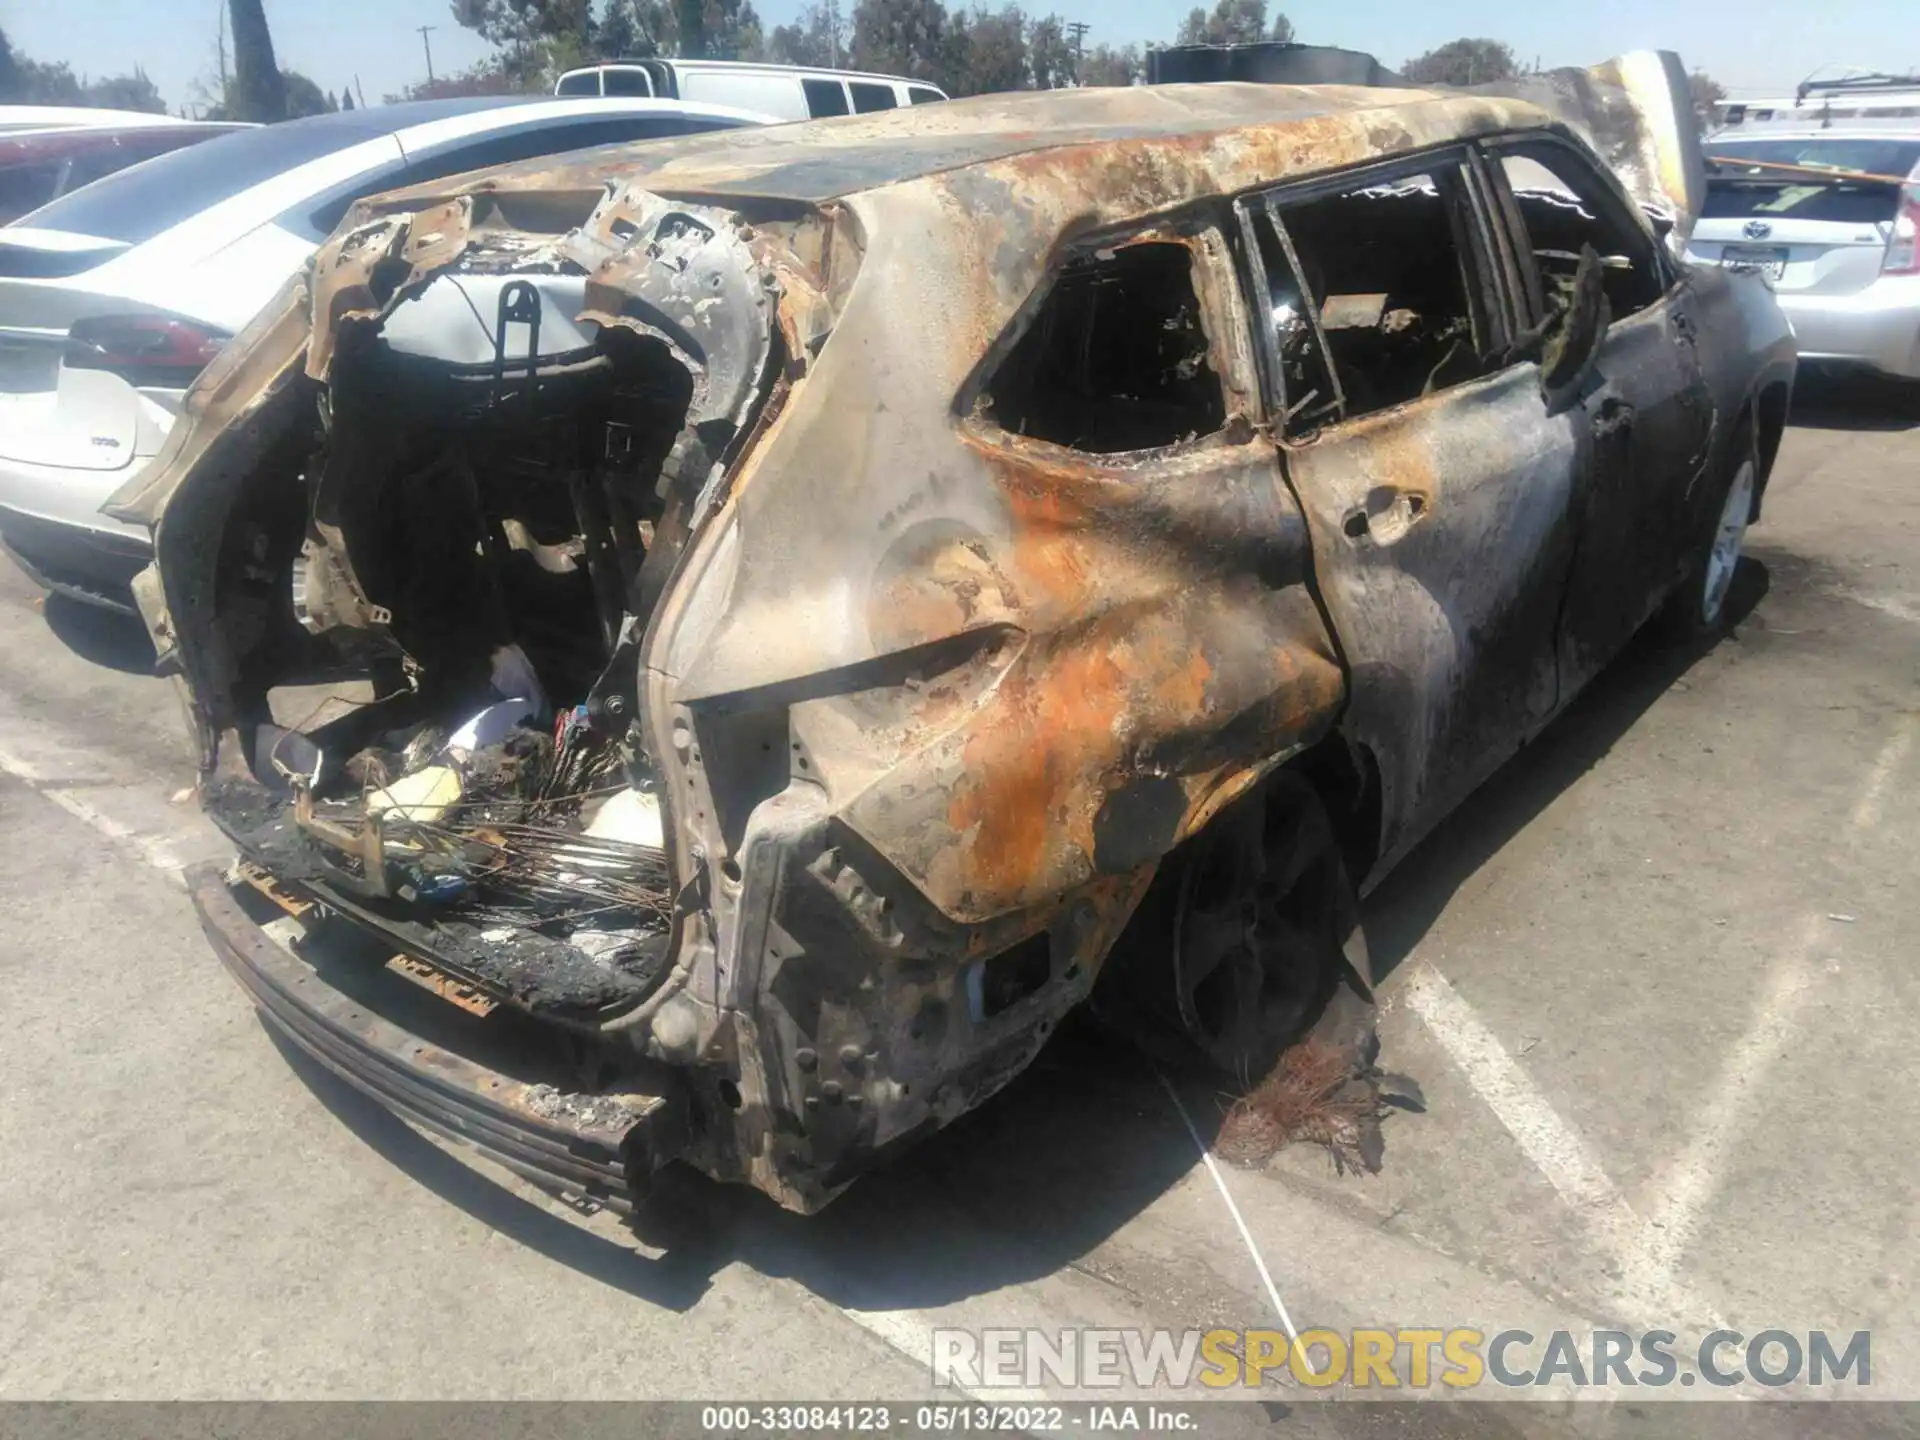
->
[[7, 100, 525, 247]]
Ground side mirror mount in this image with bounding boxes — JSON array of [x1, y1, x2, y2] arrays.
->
[[1538, 243, 1611, 414]]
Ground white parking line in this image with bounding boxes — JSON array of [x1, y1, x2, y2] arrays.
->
[[1157, 1069, 1314, 1375], [1400, 964, 1715, 1326], [21, 778, 194, 881], [1638, 913, 1823, 1288], [0, 727, 221, 887], [1850, 713, 1914, 831], [1641, 713, 1908, 1288], [1835, 587, 1920, 628], [1408, 710, 1914, 1327]]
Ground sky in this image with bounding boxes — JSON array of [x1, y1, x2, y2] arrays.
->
[[4, 0, 1915, 113]]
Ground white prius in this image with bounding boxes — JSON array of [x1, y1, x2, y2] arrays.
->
[[0, 95, 772, 610]]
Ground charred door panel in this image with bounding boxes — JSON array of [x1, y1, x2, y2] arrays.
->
[[1487, 137, 1714, 690], [1281, 373, 1581, 865], [1558, 294, 1710, 686]]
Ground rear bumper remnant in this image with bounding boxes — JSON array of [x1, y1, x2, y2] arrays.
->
[[190, 863, 678, 1211]]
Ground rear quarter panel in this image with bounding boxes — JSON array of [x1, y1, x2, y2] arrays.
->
[[1683, 259, 1797, 501]]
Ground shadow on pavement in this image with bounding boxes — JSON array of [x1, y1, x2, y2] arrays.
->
[[1788, 367, 1920, 433], [40, 593, 156, 675], [271, 1000, 1224, 1317], [267, 1027, 726, 1312]]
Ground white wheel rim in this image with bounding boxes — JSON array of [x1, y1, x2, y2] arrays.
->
[[1702, 459, 1754, 626]]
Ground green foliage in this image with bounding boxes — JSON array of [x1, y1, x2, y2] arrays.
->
[[1688, 69, 1726, 133], [202, 69, 335, 118], [1079, 42, 1142, 86], [1399, 37, 1521, 87], [282, 70, 335, 118], [1175, 0, 1292, 47], [390, 56, 526, 102], [0, 24, 167, 111], [759, 2, 848, 68], [849, 0, 950, 83]]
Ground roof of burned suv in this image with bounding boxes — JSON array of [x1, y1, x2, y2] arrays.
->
[[371, 81, 1557, 212]]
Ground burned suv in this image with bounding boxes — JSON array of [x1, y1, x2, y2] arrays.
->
[[112, 55, 1794, 1215]]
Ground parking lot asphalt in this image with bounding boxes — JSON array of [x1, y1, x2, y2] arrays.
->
[[0, 373, 1914, 1425]]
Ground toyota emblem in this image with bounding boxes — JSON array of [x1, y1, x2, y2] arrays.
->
[[1743, 219, 1773, 240]]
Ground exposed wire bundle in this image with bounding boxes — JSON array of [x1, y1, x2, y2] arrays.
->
[[390, 816, 673, 926]]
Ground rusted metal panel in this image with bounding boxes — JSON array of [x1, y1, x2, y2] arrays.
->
[[1475, 53, 1706, 254], [192, 865, 678, 1208]]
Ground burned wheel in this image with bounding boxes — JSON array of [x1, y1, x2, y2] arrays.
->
[[1096, 773, 1365, 1082]]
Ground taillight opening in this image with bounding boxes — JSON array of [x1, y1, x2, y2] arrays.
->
[[1885, 188, 1920, 276], [64, 314, 229, 387]]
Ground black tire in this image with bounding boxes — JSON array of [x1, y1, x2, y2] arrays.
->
[[1091, 772, 1368, 1083], [1662, 418, 1759, 642]]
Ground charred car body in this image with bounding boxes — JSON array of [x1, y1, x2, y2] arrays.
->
[[113, 57, 1795, 1214]]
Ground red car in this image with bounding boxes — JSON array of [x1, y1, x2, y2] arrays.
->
[[0, 120, 249, 225]]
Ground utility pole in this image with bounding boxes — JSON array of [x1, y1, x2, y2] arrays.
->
[[216, 0, 229, 92], [1065, 20, 1089, 84], [417, 25, 437, 85]]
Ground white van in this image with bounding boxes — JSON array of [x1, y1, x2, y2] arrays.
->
[[555, 60, 947, 121]]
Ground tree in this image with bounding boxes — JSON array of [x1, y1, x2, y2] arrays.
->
[[79, 69, 165, 112], [1026, 13, 1074, 89], [450, 0, 593, 87], [600, 0, 678, 57], [283, 70, 335, 117], [850, 0, 949, 84], [341, 83, 356, 110], [1175, 0, 1291, 46], [761, 1, 847, 67], [685, 0, 764, 60], [1688, 68, 1726, 133], [0, 24, 82, 105], [0, 26, 172, 112], [1080, 41, 1141, 86], [945, 6, 1024, 94], [228, 0, 287, 120], [1399, 37, 1519, 87], [389, 55, 527, 102]]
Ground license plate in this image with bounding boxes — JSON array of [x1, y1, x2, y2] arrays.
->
[[1719, 243, 1788, 282]]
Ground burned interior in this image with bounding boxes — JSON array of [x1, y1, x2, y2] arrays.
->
[[981, 241, 1226, 452], [1245, 167, 1498, 434], [191, 194, 788, 1042]]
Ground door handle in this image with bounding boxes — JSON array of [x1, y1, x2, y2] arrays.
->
[[1343, 489, 1427, 544], [1594, 395, 1634, 440]]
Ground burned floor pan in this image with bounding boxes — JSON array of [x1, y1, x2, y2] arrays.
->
[[203, 776, 670, 1026]]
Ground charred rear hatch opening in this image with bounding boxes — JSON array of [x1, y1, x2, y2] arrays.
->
[[170, 187, 787, 1054]]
